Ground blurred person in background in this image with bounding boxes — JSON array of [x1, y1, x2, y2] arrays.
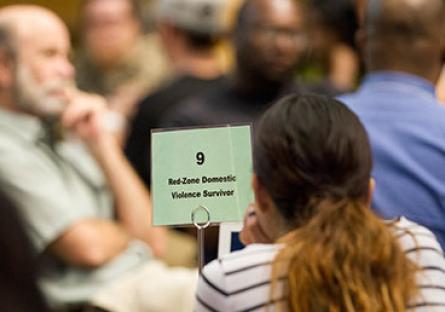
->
[[125, 0, 228, 268], [300, 0, 360, 95], [340, 0, 445, 249], [196, 94, 445, 311], [355, 0, 367, 25], [125, 0, 226, 189], [0, 5, 196, 311], [161, 0, 310, 264], [75, 0, 171, 119], [163, 0, 309, 128]]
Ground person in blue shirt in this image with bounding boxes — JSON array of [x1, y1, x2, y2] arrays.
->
[[339, 0, 445, 248]]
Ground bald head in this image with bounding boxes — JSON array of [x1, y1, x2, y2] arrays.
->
[[0, 5, 68, 54], [366, 0, 443, 41], [363, 0, 445, 81], [0, 5, 74, 117]]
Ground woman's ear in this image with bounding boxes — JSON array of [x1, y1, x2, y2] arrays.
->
[[252, 174, 273, 213]]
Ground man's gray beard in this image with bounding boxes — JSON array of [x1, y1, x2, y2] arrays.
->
[[12, 63, 69, 119]]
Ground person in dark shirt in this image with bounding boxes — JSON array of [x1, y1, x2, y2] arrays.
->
[[125, 0, 226, 187], [163, 0, 308, 128], [160, 0, 309, 264]]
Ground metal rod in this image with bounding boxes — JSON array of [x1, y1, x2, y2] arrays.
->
[[197, 227, 205, 273], [191, 205, 211, 274]]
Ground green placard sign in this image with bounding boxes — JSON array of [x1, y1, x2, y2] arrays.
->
[[151, 125, 253, 226]]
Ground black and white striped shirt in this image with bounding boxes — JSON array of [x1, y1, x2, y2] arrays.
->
[[195, 218, 445, 312]]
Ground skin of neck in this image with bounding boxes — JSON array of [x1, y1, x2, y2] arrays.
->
[[232, 66, 287, 95], [363, 32, 444, 84], [161, 23, 222, 79], [173, 46, 222, 79]]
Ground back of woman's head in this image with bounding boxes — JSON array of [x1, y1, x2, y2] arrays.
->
[[255, 94, 417, 311], [254, 94, 371, 225]]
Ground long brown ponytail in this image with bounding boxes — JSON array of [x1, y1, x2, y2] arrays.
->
[[254, 94, 418, 311], [273, 199, 417, 311]]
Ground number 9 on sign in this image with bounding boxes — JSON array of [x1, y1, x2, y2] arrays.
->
[[196, 152, 205, 165]]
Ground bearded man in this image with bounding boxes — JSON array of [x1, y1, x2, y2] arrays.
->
[[0, 5, 196, 312]]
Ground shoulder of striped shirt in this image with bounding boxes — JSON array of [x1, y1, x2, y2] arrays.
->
[[207, 218, 444, 276], [198, 244, 285, 312], [218, 244, 281, 266], [201, 244, 279, 275], [391, 219, 445, 310], [391, 217, 444, 251], [199, 219, 445, 311], [201, 244, 281, 288]]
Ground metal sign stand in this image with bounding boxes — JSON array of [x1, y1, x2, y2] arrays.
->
[[191, 205, 211, 273]]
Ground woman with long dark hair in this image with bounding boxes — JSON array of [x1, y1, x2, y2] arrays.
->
[[195, 94, 445, 311]]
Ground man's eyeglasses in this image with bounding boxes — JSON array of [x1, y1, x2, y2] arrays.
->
[[254, 26, 307, 45]]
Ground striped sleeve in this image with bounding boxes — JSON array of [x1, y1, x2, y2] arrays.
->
[[195, 259, 230, 312], [394, 218, 445, 311], [194, 244, 284, 312]]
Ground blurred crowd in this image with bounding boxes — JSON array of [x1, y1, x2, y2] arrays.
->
[[0, 0, 445, 311]]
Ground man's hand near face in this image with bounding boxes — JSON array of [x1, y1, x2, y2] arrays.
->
[[62, 90, 127, 148], [59, 89, 167, 259], [62, 91, 112, 149]]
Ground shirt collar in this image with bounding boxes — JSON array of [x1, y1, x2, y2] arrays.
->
[[0, 107, 45, 143], [360, 71, 436, 97]]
